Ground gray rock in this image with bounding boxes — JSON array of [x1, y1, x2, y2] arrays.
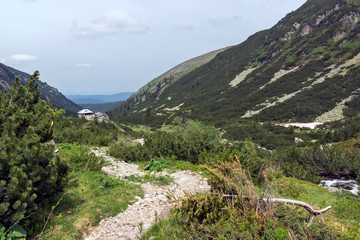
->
[[325, 186, 340, 193], [157, 195, 168, 201]]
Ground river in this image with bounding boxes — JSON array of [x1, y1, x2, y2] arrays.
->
[[320, 179, 359, 195]]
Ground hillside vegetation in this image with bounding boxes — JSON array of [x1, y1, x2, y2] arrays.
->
[[111, 0, 360, 129], [0, 63, 81, 115], [1, 74, 360, 239], [2, 0, 360, 239]]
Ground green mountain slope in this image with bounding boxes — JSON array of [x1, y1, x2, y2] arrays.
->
[[111, 0, 360, 126], [0, 63, 81, 115]]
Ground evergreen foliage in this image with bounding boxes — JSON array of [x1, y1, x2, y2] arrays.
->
[[0, 63, 81, 115], [109, 119, 221, 163], [52, 114, 121, 146], [164, 151, 347, 240], [273, 144, 360, 182], [68, 146, 105, 171], [0, 72, 68, 225]]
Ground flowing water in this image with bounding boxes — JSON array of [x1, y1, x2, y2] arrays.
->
[[320, 179, 359, 195]]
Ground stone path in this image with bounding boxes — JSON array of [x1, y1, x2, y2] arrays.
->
[[85, 148, 210, 240]]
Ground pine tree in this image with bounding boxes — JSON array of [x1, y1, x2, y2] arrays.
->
[[0, 71, 68, 224]]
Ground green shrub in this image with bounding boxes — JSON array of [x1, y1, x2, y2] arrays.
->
[[109, 120, 221, 164], [0, 223, 27, 240], [69, 147, 105, 171], [144, 156, 174, 172], [53, 115, 121, 146], [109, 140, 145, 161], [127, 173, 174, 186], [274, 144, 360, 182], [0, 72, 68, 225]]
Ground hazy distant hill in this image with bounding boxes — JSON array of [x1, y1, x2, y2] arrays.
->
[[111, 0, 360, 126], [67, 92, 134, 104], [80, 101, 123, 112], [0, 63, 81, 115]]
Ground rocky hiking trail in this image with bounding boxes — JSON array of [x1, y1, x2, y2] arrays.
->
[[85, 147, 210, 240]]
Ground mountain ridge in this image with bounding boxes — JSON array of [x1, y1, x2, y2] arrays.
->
[[111, 0, 360, 126], [0, 63, 81, 115], [67, 92, 134, 104]]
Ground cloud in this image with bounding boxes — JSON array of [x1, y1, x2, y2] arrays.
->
[[9, 54, 38, 62], [208, 16, 243, 26], [175, 25, 195, 30], [74, 10, 147, 38], [76, 63, 92, 68], [0, 58, 6, 64]]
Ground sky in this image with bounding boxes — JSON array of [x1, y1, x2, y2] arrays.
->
[[1, 0, 306, 95]]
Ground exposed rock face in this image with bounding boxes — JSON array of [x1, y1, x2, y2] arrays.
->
[[340, 12, 359, 30], [316, 14, 327, 25], [293, 22, 301, 29], [333, 31, 347, 40], [333, 12, 359, 40], [280, 30, 295, 41], [300, 25, 312, 36], [229, 67, 258, 87], [315, 4, 340, 25]]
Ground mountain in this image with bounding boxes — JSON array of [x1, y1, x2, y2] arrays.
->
[[126, 47, 229, 106], [0, 63, 81, 115], [67, 92, 134, 104], [111, 0, 360, 127], [80, 101, 123, 112]]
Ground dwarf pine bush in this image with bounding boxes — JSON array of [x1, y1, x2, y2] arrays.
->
[[0, 72, 68, 225]]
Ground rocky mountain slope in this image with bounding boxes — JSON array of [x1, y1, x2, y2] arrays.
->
[[111, 0, 360, 126], [0, 63, 81, 115]]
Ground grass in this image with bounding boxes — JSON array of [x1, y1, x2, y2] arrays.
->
[[33, 143, 143, 240], [127, 173, 174, 186], [141, 214, 187, 240], [141, 176, 360, 239], [273, 177, 360, 238], [131, 158, 207, 175]]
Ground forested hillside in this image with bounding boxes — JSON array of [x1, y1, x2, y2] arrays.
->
[[0, 63, 81, 115], [111, 0, 360, 127]]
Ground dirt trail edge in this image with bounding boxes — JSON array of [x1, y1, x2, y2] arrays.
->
[[85, 147, 210, 240]]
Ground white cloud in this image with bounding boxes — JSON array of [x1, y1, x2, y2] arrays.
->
[[76, 63, 92, 68], [9, 54, 38, 62], [175, 25, 195, 30], [0, 58, 6, 64], [74, 10, 147, 39]]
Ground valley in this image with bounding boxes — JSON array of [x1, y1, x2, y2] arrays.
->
[[1, 0, 360, 239]]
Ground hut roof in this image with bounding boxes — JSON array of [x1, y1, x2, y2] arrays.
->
[[78, 109, 93, 114]]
